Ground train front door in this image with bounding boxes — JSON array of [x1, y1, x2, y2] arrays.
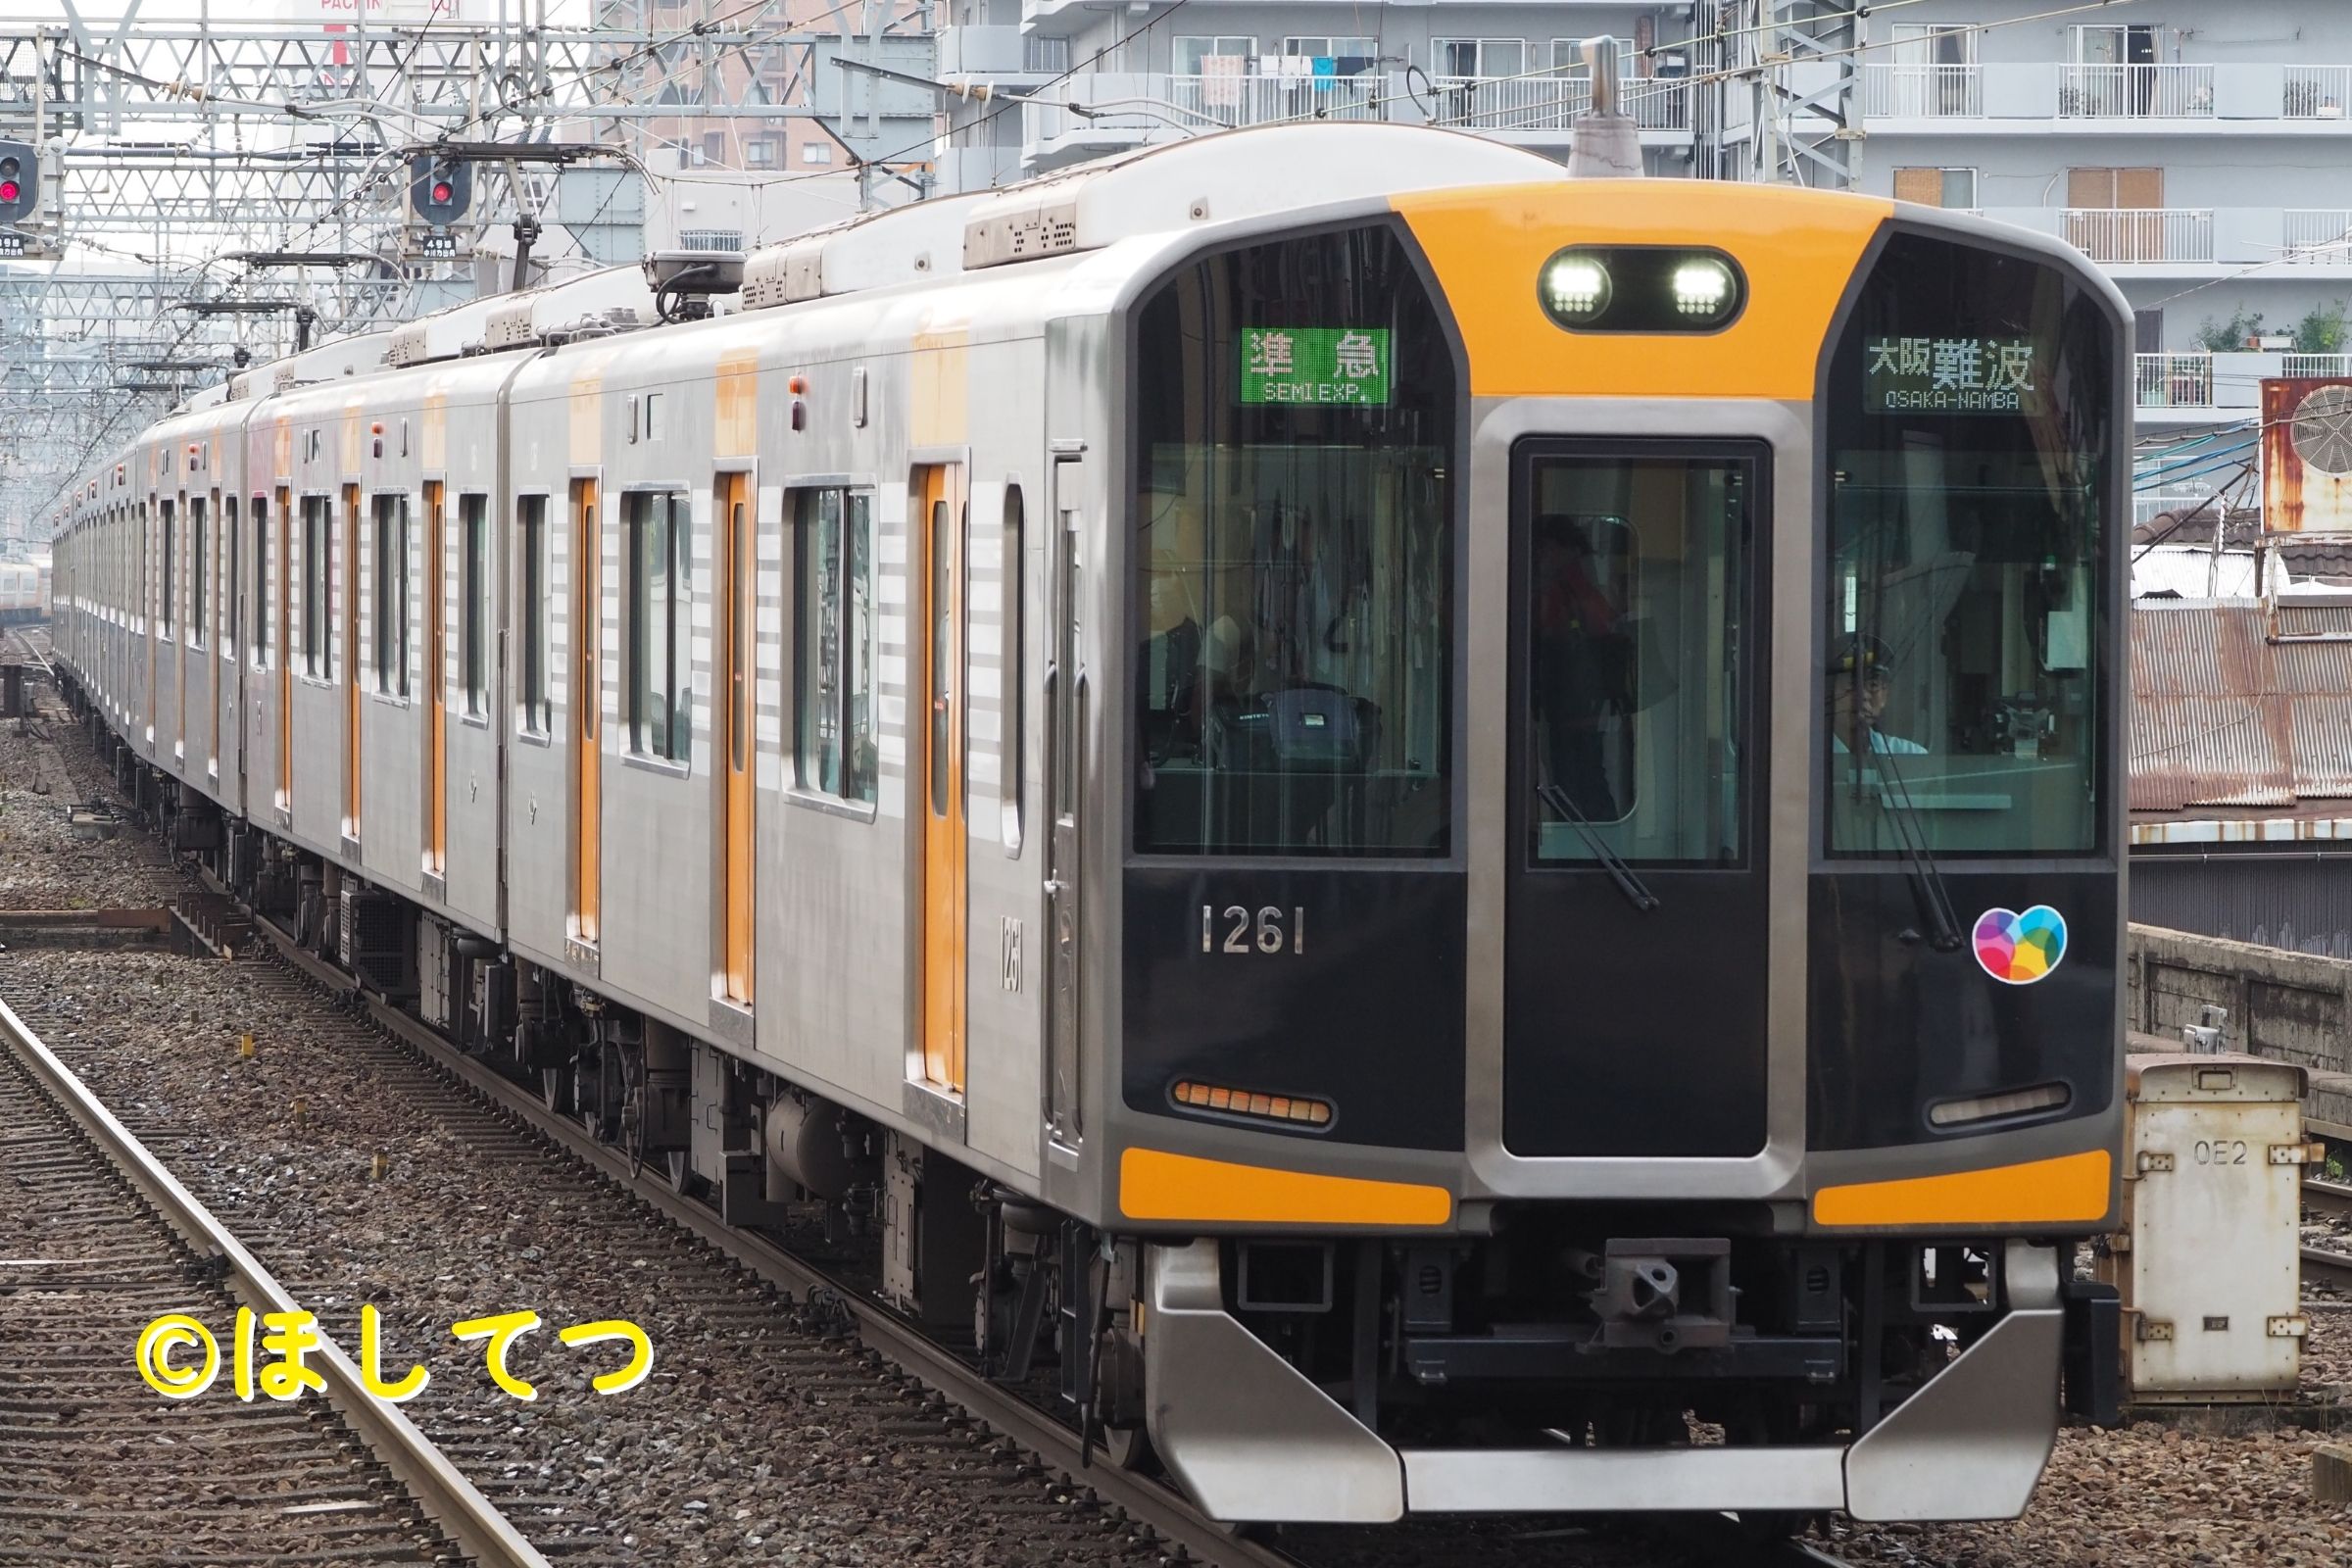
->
[[918, 465, 968, 1095], [1502, 440, 1771, 1158], [718, 471, 755, 1004], [571, 477, 602, 946]]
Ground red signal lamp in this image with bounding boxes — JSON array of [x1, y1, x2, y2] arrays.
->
[[0, 180, 19, 204], [430, 180, 453, 204]]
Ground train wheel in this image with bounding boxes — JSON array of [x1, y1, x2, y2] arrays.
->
[[539, 1064, 568, 1114], [1094, 1420, 1152, 1473]]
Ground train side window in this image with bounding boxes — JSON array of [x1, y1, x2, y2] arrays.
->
[[302, 496, 331, 679], [624, 489, 689, 762], [189, 498, 207, 650], [252, 497, 270, 667], [791, 486, 876, 804], [161, 500, 175, 639], [461, 494, 488, 717], [519, 494, 551, 734], [1001, 482, 1024, 854], [224, 497, 239, 662], [372, 493, 410, 698]]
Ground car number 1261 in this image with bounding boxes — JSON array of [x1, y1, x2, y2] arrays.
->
[[1200, 905, 1306, 956]]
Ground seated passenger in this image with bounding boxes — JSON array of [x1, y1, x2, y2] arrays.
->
[[1827, 632, 1926, 756]]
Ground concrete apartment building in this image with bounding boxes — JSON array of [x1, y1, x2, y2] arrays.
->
[[934, 1, 1733, 193], [932, 0, 2352, 465]]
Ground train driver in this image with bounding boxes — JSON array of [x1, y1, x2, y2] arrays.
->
[[1827, 632, 1927, 756]]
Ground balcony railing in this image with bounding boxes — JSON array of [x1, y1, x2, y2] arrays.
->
[[2063, 208, 2215, 265], [2284, 210, 2352, 264], [2284, 65, 2352, 120], [1165, 72, 1385, 129], [1431, 74, 1691, 132], [1025, 69, 1692, 159], [2135, 353, 2215, 409], [1862, 60, 2352, 122], [2132, 351, 2352, 413], [2059, 63, 2214, 119], [1862, 63, 1982, 119]]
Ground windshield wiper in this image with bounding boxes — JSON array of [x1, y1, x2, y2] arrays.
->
[[1538, 783, 1659, 912], [1864, 747, 1965, 953]]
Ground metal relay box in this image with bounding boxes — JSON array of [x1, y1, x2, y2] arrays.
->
[[2100, 1053, 2317, 1402]]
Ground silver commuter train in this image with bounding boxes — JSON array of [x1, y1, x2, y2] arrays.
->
[[52, 122, 2132, 1527]]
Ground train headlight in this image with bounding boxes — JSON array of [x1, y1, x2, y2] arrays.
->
[[1672, 257, 1736, 318], [1538, 246, 1746, 333], [1540, 255, 1612, 324]]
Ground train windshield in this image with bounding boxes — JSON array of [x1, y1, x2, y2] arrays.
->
[[1131, 223, 1454, 858], [1824, 230, 2115, 858]]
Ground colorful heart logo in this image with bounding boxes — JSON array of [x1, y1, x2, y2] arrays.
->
[[1974, 905, 2067, 985]]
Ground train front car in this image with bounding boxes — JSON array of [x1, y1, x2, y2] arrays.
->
[[1098, 182, 2126, 1524]]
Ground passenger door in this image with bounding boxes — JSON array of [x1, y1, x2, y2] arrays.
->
[[571, 477, 603, 946], [1044, 455, 1086, 1148], [343, 483, 361, 840], [1502, 439, 1770, 1157], [424, 480, 447, 877], [718, 471, 755, 1004], [919, 465, 969, 1095]]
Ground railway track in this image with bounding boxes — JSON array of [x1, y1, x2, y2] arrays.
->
[[6, 697, 1880, 1568], [0, 992, 545, 1567], [2301, 1178, 2352, 1291]]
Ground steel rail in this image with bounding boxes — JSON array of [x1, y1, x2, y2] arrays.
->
[[214, 889, 1298, 1568], [2305, 1246, 2352, 1291], [0, 991, 553, 1568], [2304, 1176, 2352, 1221]]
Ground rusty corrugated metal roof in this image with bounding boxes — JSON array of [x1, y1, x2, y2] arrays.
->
[[2132, 600, 2352, 818]]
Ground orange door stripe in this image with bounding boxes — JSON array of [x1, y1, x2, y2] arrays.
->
[[1118, 1148, 1453, 1228], [1811, 1149, 2113, 1229]]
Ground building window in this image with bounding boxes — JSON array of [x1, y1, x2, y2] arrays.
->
[[1892, 167, 1978, 210], [703, 131, 726, 167], [625, 490, 690, 761], [461, 494, 487, 717], [189, 498, 208, 650], [1173, 35, 1256, 74], [1550, 36, 1636, 73], [745, 136, 778, 168], [1282, 36, 1377, 72], [519, 495, 551, 734], [800, 140, 834, 166], [373, 493, 410, 697], [792, 486, 876, 803], [303, 496, 331, 678], [1433, 38, 1527, 79], [252, 496, 270, 665]]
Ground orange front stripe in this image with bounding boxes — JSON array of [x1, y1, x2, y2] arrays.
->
[[1811, 1149, 2114, 1229], [1392, 180, 1889, 402], [1118, 1148, 1452, 1228]]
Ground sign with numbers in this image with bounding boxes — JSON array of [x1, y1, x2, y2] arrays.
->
[[1863, 334, 2044, 416], [1239, 326, 1392, 407]]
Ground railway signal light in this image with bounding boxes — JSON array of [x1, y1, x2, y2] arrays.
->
[[410, 154, 471, 225], [0, 140, 36, 225]]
